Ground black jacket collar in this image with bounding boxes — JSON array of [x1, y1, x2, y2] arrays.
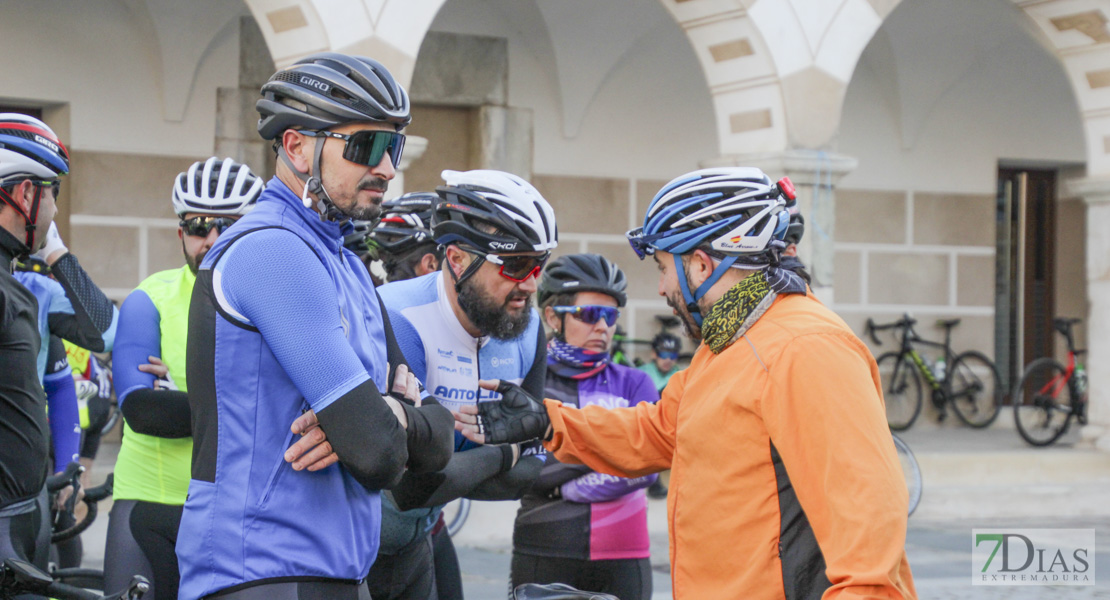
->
[[0, 226, 29, 274]]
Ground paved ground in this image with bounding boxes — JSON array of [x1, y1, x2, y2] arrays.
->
[[75, 419, 1110, 599]]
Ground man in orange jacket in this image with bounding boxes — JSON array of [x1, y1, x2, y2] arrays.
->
[[456, 167, 916, 599]]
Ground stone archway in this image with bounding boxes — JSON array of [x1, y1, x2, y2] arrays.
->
[[238, 0, 448, 86]]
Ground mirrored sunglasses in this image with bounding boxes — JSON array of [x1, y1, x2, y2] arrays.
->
[[304, 129, 405, 168], [553, 305, 621, 327], [181, 216, 237, 237]]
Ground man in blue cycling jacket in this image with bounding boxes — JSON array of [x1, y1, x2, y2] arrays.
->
[[179, 53, 454, 600]]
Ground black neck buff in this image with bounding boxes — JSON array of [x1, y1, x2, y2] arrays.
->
[[457, 277, 532, 340]]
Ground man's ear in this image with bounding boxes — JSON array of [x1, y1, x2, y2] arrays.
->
[[10, 180, 35, 214], [444, 245, 470, 278], [420, 253, 439, 276], [177, 228, 184, 242], [686, 249, 716, 288], [281, 129, 313, 175]]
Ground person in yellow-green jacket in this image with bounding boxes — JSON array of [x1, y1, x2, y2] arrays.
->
[[106, 157, 263, 600]]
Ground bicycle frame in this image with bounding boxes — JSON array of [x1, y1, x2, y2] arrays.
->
[[893, 323, 952, 393], [1033, 351, 1076, 403]]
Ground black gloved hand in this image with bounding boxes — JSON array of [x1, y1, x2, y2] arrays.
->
[[478, 380, 550, 445]]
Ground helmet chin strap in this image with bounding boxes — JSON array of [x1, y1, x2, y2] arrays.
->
[[674, 253, 738, 326], [278, 139, 345, 223], [445, 245, 486, 294], [0, 182, 43, 250]]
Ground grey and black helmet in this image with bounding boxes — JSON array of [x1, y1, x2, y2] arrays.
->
[[538, 253, 628, 308], [256, 52, 411, 140]]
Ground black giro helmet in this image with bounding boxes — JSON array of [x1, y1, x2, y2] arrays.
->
[[432, 169, 557, 255], [538, 253, 627, 308], [651, 332, 681, 354], [256, 52, 411, 140], [369, 192, 438, 254]]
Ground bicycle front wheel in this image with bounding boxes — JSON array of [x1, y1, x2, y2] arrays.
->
[[443, 498, 471, 537], [891, 433, 922, 516], [1013, 357, 1073, 447], [948, 351, 1002, 428], [877, 352, 923, 431]]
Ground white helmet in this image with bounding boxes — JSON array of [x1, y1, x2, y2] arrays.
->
[[172, 157, 263, 217], [432, 169, 557, 254]]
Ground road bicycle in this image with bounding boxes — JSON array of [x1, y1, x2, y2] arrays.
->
[[867, 315, 1002, 430], [892, 433, 922, 517], [0, 467, 144, 600], [47, 463, 116, 591], [1012, 317, 1088, 447], [0, 559, 147, 600]]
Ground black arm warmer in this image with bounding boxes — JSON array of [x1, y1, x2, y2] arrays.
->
[[392, 445, 505, 510], [465, 455, 544, 501], [396, 397, 454, 473], [530, 457, 592, 496], [315, 378, 408, 492], [48, 253, 116, 350], [120, 389, 191, 438], [521, 325, 548, 399]]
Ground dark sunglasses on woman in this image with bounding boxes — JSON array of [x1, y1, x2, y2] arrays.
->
[[552, 305, 621, 327]]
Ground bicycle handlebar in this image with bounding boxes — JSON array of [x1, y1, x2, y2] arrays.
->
[[45, 462, 83, 494], [51, 474, 113, 544], [865, 315, 916, 345]]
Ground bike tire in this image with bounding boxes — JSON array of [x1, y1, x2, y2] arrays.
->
[[891, 433, 922, 517], [444, 498, 470, 538], [876, 352, 923, 431], [948, 351, 1002, 428], [1013, 357, 1073, 447]]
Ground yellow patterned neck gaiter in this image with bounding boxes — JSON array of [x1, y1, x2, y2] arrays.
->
[[701, 273, 772, 354]]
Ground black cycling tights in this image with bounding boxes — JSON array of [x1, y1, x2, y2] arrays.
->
[[431, 525, 462, 600], [510, 553, 652, 600], [104, 500, 182, 600]]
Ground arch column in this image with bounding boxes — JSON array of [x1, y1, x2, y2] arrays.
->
[[1067, 177, 1110, 450], [703, 150, 857, 304]]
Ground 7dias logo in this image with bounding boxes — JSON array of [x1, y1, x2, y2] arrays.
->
[[972, 529, 1094, 586]]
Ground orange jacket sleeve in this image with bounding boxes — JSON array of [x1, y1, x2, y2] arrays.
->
[[760, 331, 916, 599], [543, 366, 684, 477]]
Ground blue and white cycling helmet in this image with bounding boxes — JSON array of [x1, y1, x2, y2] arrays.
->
[[626, 167, 794, 324], [0, 114, 70, 248]]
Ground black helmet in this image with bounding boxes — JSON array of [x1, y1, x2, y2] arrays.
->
[[432, 169, 558, 255], [343, 219, 379, 258], [370, 192, 437, 255], [651, 332, 681, 354], [784, 211, 804, 245], [257, 52, 411, 140], [538, 253, 627, 308]]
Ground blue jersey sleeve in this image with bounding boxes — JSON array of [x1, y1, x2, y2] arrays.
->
[[215, 229, 371, 411], [44, 337, 80, 473], [387, 307, 428, 386], [113, 289, 161, 406]]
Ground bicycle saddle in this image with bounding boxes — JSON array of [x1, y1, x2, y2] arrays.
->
[[935, 318, 961, 330], [513, 583, 619, 600]]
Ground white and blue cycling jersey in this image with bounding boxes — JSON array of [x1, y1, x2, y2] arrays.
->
[[376, 271, 547, 553], [379, 271, 546, 449]]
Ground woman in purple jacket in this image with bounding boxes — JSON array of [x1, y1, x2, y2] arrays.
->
[[510, 254, 659, 600]]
